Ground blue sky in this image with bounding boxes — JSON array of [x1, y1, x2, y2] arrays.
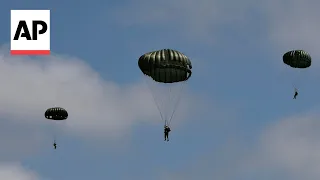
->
[[0, 0, 320, 180]]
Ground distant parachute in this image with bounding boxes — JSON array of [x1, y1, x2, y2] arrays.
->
[[282, 50, 311, 90], [139, 49, 192, 126], [45, 107, 68, 144], [283, 50, 311, 68], [45, 107, 68, 120]]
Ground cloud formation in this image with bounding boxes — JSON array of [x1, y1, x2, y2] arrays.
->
[[0, 163, 40, 180], [0, 51, 157, 139], [0, 45, 205, 161], [160, 109, 320, 180], [108, 0, 253, 43], [109, 0, 320, 61], [261, 0, 320, 57], [258, 111, 320, 180]]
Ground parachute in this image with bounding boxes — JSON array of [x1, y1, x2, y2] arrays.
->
[[138, 49, 192, 126], [283, 50, 311, 68], [282, 50, 311, 90], [45, 107, 68, 120], [45, 107, 68, 144]]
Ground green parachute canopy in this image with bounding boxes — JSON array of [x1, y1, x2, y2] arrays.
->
[[138, 49, 192, 126], [283, 50, 311, 68], [45, 107, 68, 120], [138, 49, 192, 83]]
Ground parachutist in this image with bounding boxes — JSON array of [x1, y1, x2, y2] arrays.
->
[[164, 125, 171, 141], [293, 90, 298, 99], [45, 107, 67, 150], [139, 49, 191, 139], [283, 50, 311, 100]]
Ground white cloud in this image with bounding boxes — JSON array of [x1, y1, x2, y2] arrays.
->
[[159, 109, 320, 180], [0, 163, 40, 180], [260, 0, 320, 57], [257, 111, 320, 180], [108, 0, 252, 43], [0, 52, 157, 139], [109, 0, 320, 64], [0, 45, 203, 160]]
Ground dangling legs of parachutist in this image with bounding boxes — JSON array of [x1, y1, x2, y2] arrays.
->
[[165, 133, 169, 141]]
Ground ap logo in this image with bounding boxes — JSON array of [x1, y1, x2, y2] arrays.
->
[[11, 10, 50, 55]]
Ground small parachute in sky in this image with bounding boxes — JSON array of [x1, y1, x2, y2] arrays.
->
[[283, 50, 311, 69], [45, 107, 68, 148], [138, 49, 192, 126], [282, 50, 312, 97], [45, 107, 68, 121]]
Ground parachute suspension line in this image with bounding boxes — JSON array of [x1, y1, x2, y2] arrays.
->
[[164, 85, 174, 126], [51, 121, 57, 143], [144, 77, 165, 122], [167, 83, 185, 125], [296, 69, 301, 90], [292, 68, 304, 90], [292, 82, 297, 90], [54, 135, 57, 145], [167, 81, 186, 126], [53, 121, 59, 142], [144, 76, 186, 126]]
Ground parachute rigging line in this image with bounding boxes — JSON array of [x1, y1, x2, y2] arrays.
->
[[167, 81, 186, 126], [145, 77, 165, 122]]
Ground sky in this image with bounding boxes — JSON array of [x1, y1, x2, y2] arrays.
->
[[0, 0, 320, 179]]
